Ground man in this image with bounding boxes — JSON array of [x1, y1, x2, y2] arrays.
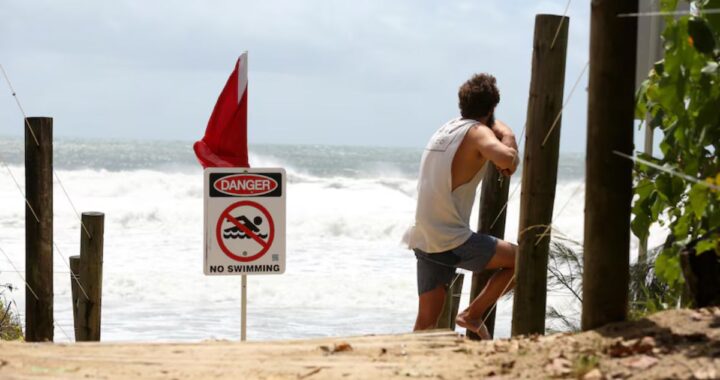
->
[[403, 73, 519, 339]]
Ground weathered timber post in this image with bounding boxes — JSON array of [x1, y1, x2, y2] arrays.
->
[[582, 0, 637, 331], [70, 255, 81, 339], [511, 14, 568, 336], [437, 273, 464, 329], [76, 212, 105, 341], [467, 165, 511, 339], [25, 116, 53, 342]]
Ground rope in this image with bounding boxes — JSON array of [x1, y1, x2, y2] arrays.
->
[[614, 151, 720, 191], [618, 9, 720, 18], [1, 242, 74, 341], [54, 171, 92, 239], [0, 246, 38, 301], [54, 320, 73, 341], [0, 63, 92, 239], [488, 183, 519, 230], [480, 273, 516, 328], [0, 155, 90, 299], [0, 64, 39, 147], [533, 181, 585, 246], [53, 242, 89, 300], [540, 61, 589, 147], [0, 248, 76, 340], [447, 273, 462, 291], [550, 0, 572, 50]]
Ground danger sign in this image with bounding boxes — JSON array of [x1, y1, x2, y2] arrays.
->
[[204, 168, 286, 275]]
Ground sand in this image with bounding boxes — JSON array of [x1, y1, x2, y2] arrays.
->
[[0, 307, 718, 379]]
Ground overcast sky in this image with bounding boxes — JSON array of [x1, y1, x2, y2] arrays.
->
[[1, 0, 595, 151]]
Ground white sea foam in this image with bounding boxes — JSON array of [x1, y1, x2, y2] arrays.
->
[[0, 149, 669, 342]]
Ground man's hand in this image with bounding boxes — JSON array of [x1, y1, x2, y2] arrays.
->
[[499, 154, 520, 176]]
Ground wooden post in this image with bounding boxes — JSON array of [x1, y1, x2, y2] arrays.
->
[[511, 14, 568, 337], [76, 212, 104, 341], [25, 116, 53, 342], [70, 255, 81, 340], [582, 0, 637, 331], [436, 273, 464, 329], [467, 165, 510, 339]]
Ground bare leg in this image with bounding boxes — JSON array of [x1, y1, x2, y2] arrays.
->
[[459, 268, 515, 323], [414, 284, 447, 331], [456, 240, 517, 338]]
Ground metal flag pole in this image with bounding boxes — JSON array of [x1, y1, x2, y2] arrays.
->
[[241, 274, 247, 341]]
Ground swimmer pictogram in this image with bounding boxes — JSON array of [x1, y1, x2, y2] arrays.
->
[[223, 215, 268, 239], [216, 200, 275, 262]]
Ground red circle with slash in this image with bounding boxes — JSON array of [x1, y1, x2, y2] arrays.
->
[[216, 200, 275, 262]]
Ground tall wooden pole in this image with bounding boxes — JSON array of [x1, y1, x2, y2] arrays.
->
[[511, 14, 568, 336], [76, 212, 104, 341], [25, 117, 53, 342], [467, 165, 510, 339], [582, 0, 637, 331]]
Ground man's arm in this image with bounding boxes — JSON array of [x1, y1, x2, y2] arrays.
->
[[490, 119, 519, 176], [491, 119, 518, 151], [469, 126, 519, 172]]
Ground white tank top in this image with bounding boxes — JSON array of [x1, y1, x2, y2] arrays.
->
[[403, 117, 487, 253]]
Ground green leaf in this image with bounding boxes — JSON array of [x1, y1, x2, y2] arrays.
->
[[631, 214, 651, 240], [674, 212, 691, 239], [655, 249, 682, 286], [710, 206, 720, 228], [651, 193, 665, 220], [689, 183, 709, 219], [631, 0, 720, 312], [696, 94, 720, 129], [671, 177, 686, 200], [695, 238, 716, 254], [635, 178, 655, 199], [657, 76, 683, 113], [656, 174, 679, 202]]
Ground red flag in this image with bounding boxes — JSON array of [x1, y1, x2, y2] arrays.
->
[[193, 52, 250, 168]]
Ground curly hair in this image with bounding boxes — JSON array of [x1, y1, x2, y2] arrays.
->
[[458, 73, 500, 120]]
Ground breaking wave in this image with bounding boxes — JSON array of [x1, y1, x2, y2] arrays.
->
[[0, 139, 663, 342]]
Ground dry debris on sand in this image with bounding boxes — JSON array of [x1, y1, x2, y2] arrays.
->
[[0, 307, 718, 379]]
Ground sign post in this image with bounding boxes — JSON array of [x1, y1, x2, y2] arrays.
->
[[241, 274, 247, 341], [204, 168, 286, 341]]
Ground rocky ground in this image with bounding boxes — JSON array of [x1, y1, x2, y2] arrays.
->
[[0, 307, 718, 379]]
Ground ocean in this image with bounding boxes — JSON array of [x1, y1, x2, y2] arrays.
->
[[0, 138, 665, 342]]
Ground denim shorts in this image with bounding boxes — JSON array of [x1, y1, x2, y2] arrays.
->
[[414, 233, 498, 295]]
